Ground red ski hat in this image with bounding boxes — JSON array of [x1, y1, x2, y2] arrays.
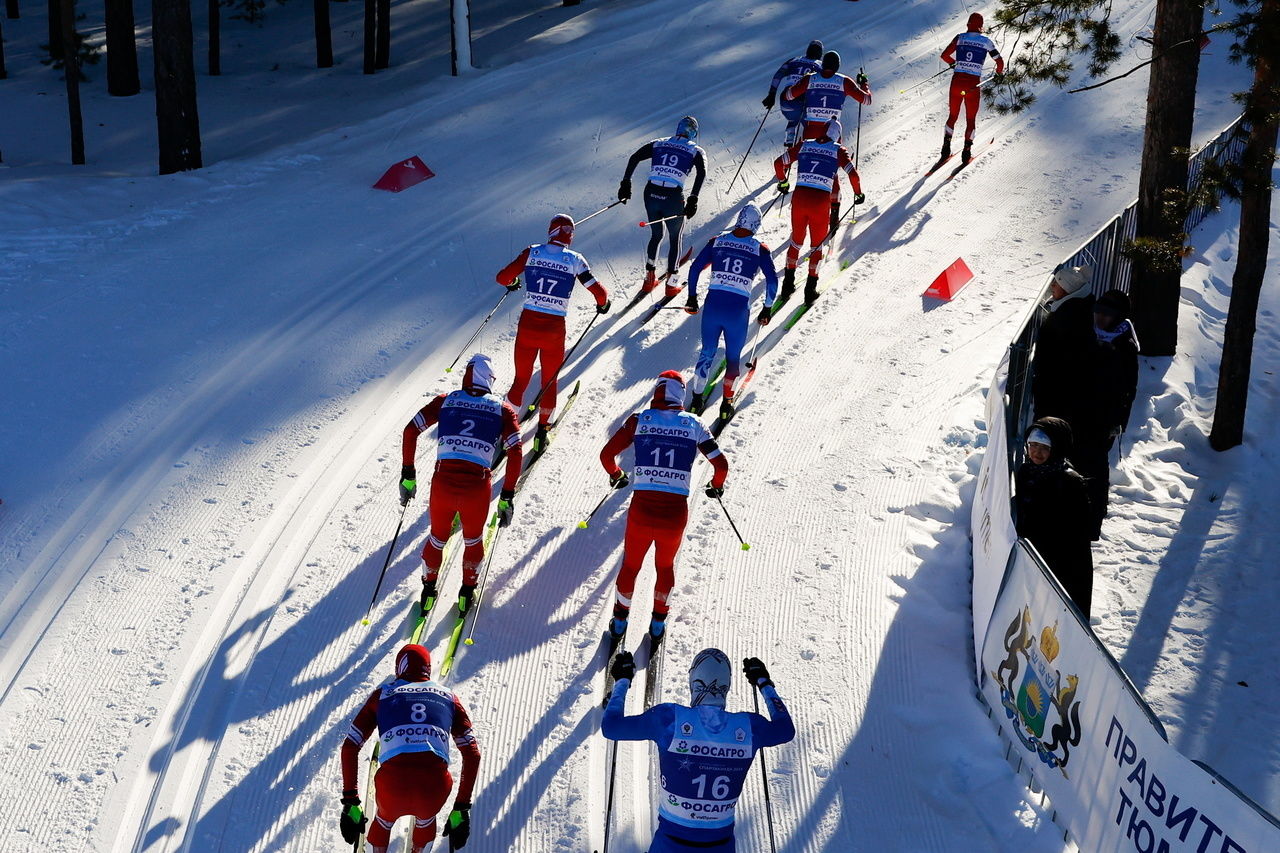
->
[[548, 213, 575, 246], [395, 644, 432, 682], [652, 370, 686, 410], [967, 12, 984, 31]]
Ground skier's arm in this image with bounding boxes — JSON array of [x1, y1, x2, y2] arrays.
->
[[574, 257, 609, 308], [749, 685, 796, 747], [621, 142, 655, 183], [401, 394, 446, 466], [698, 439, 729, 489], [774, 143, 802, 181], [340, 689, 380, 791], [687, 240, 716, 297], [600, 414, 639, 478], [450, 693, 482, 805], [844, 74, 872, 106], [757, 245, 779, 306], [499, 404, 524, 493], [992, 48, 1005, 75], [497, 247, 531, 287], [689, 147, 707, 199], [838, 147, 863, 195], [602, 680, 677, 740], [784, 73, 810, 102], [941, 35, 959, 67], [768, 59, 789, 93]]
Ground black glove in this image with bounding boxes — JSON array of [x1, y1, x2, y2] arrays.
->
[[339, 791, 366, 845], [762, 90, 776, 109], [497, 490, 515, 528], [684, 293, 700, 315], [399, 464, 417, 505], [829, 204, 840, 233], [854, 192, 866, 205], [855, 72, 869, 88], [611, 650, 636, 682], [618, 179, 631, 203], [610, 470, 630, 489], [442, 803, 472, 850], [505, 279, 522, 293], [597, 298, 612, 315], [757, 305, 772, 326], [684, 195, 698, 218], [776, 180, 791, 194], [705, 483, 724, 499], [743, 657, 773, 688]]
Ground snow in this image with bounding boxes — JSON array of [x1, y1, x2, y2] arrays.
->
[[0, 0, 1263, 849]]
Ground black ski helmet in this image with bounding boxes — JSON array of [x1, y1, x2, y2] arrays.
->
[[822, 50, 841, 73], [806, 40, 823, 60]]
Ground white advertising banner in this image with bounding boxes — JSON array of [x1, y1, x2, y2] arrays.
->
[[980, 541, 1280, 852], [970, 348, 1018, 666]]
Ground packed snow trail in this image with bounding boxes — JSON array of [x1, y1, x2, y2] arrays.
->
[[0, 0, 1251, 850]]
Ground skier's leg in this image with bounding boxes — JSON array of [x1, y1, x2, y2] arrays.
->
[[808, 206, 832, 278], [691, 310, 723, 395], [420, 476, 458, 580], [458, 474, 491, 586], [962, 81, 980, 142], [505, 319, 537, 409], [944, 74, 963, 139], [407, 760, 452, 851], [719, 298, 749, 397], [536, 333, 566, 426], [650, 500, 689, 618], [616, 501, 658, 611], [643, 184, 666, 268], [665, 211, 685, 278]]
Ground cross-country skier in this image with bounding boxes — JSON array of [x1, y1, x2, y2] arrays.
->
[[774, 118, 864, 305], [784, 51, 871, 142], [496, 214, 610, 449], [603, 649, 795, 852], [762, 40, 824, 147], [400, 354, 522, 610], [599, 371, 730, 641], [339, 644, 480, 853], [937, 13, 1005, 166], [682, 203, 778, 417], [617, 117, 708, 295]]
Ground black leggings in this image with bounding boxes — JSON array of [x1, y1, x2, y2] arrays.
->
[[643, 183, 686, 274]]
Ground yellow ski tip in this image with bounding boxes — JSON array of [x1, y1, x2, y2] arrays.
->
[[464, 638, 474, 646], [578, 520, 589, 529], [361, 618, 370, 625], [741, 543, 751, 551]]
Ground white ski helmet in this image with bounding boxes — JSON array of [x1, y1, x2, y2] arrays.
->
[[652, 370, 686, 409], [688, 648, 732, 708], [734, 203, 762, 235], [463, 353, 496, 393], [824, 118, 843, 143]]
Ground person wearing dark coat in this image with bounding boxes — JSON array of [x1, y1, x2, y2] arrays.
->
[[1015, 417, 1095, 617], [1071, 288, 1140, 538], [1032, 263, 1095, 426]]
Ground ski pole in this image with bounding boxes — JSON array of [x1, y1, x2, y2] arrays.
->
[[855, 68, 864, 171], [715, 494, 751, 551], [525, 311, 602, 418], [462, 516, 502, 646], [753, 688, 780, 853], [446, 289, 511, 372], [578, 480, 627, 528], [361, 501, 409, 625], [726, 105, 772, 194], [578, 198, 625, 225], [760, 192, 784, 217], [899, 66, 949, 94], [638, 213, 682, 228]]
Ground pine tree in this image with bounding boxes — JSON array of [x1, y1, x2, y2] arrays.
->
[[1210, 0, 1280, 450], [313, 0, 332, 68], [105, 0, 140, 95], [153, 0, 201, 173]]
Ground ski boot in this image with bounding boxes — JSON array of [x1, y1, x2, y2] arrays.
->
[[457, 583, 477, 614], [641, 267, 658, 293], [420, 576, 439, 613], [609, 603, 630, 645], [804, 273, 820, 305], [719, 396, 735, 421], [534, 423, 551, 454], [688, 389, 707, 415], [648, 611, 667, 645], [777, 267, 796, 307], [961, 140, 973, 165], [930, 135, 953, 173], [664, 272, 682, 299]]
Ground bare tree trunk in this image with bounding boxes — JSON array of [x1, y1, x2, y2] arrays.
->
[[105, 0, 140, 95], [47, 0, 62, 58], [362, 0, 373, 74], [153, 0, 201, 173], [6, 0, 18, 20], [374, 0, 388, 68], [1130, 0, 1206, 356], [59, 0, 84, 163], [207, 0, 218, 75], [0, 16, 7, 79], [1209, 0, 1280, 451], [313, 0, 331, 68]]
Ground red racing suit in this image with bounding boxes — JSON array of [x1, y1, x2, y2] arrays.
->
[[774, 140, 860, 274], [402, 391, 522, 585], [940, 30, 1004, 142], [600, 409, 729, 616], [784, 71, 872, 141]]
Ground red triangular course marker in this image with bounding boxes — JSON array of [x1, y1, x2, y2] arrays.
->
[[373, 156, 435, 192], [923, 257, 974, 301]]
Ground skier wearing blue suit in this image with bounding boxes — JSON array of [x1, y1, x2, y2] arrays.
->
[[603, 649, 795, 853], [684, 203, 778, 418], [762, 40, 824, 147]]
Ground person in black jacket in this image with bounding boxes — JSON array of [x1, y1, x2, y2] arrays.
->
[[1071, 288, 1140, 538], [1015, 417, 1095, 617], [1031, 263, 1095, 426]]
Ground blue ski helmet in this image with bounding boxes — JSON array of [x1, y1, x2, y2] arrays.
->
[[676, 115, 699, 143], [689, 648, 732, 708]]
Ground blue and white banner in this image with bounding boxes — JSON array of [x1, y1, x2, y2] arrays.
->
[[980, 541, 1280, 851]]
